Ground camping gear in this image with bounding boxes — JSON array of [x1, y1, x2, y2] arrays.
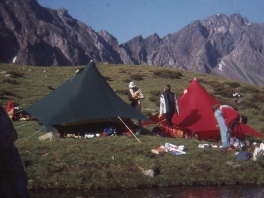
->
[[85, 134, 95, 139], [24, 60, 151, 137], [164, 143, 186, 155], [151, 147, 166, 154], [143, 78, 264, 141], [236, 151, 251, 161], [102, 126, 116, 136], [198, 144, 209, 148], [5, 101, 19, 120]]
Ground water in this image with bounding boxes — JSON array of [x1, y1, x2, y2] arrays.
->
[[29, 186, 264, 198]]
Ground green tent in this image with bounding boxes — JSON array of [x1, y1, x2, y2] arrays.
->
[[25, 60, 150, 129]]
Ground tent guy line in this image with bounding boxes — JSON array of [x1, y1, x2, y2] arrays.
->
[[118, 116, 141, 142]]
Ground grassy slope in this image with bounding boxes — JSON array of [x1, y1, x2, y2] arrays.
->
[[1, 63, 264, 190]]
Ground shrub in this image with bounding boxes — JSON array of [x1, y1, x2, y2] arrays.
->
[[148, 96, 160, 107], [115, 89, 128, 95], [242, 85, 261, 94], [260, 109, 264, 116], [148, 90, 162, 107], [241, 100, 260, 110], [129, 74, 144, 81], [47, 85, 54, 90], [6, 71, 24, 78], [142, 110, 153, 118], [153, 70, 182, 79], [196, 78, 206, 84], [2, 78, 18, 84], [149, 90, 162, 97], [123, 79, 131, 83], [224, 82, 241, 88], [250, 94, 264, 103], [206, 81, 221, 88], [103, 76, 112, 81], [118, 69, 126, 74], [214, 86, 233, 98], [0, 89, 16, 96], [0, 96, 9, 100]]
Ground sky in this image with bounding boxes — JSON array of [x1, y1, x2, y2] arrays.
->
[[37, 0, 264, 44]]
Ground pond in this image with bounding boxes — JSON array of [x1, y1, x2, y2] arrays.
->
[[29, 185, 264, 198]]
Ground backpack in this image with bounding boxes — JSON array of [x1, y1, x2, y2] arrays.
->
[[102, 126, 116, 136]]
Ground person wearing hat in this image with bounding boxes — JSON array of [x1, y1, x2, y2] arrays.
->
[[128, 81, 145, 127]]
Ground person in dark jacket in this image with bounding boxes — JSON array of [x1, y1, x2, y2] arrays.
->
[[158, 84, 180, 136]]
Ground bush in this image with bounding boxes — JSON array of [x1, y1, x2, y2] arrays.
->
[[148, 90, 162, 107], [206, 81, 221, 88], [118, 69, 126, 74], [224, 82, 241, 88], [260, 109, 264, 116], [0, 96, 9, 100], [115, 89, 128, 95], [250, 94, 264, 103], [241, 100, 260, 110], [47, 85, 54, 90], [2, 78, 18, 84], [214, 86, 233, 98], [103, 75, 112, 81], [123, 79, 131, 83], [0, 89, 16, 96], [142, 110, 153, 118], [6, 71, 24, 78], [153, 70, 182, 79], [129, 74, 144, 81], [149, 90, 162, 97], [242, 85, 261, 94], [148, 96, 160, 107]]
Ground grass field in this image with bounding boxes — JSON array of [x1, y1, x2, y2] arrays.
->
[[1, 63, 264, 190]]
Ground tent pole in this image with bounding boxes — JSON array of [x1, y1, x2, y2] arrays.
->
[[118, 116, 141, 143]]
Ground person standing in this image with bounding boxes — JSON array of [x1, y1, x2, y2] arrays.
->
[[128, 81, 145, 127], [219, 105, 239, 146], [212, 104, 232, 150], [212, 104, 239, 151], [158, 84, 180, 137]]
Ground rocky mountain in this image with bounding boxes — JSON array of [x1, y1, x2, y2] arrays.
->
[[0, 0, 264, 86], [0, 0, 121, 66]]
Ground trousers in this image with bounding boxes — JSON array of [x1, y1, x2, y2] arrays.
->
[[214, 109, 230, 148]]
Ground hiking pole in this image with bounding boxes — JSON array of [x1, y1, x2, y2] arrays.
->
[[118, 116, 141, 143]]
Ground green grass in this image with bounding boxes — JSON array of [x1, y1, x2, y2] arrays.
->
[[1, 63, 264, 190]]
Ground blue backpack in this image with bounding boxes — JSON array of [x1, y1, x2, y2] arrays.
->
[[102, 126, 116, 136]]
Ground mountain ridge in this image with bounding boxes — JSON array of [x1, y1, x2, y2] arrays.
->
[[0, 0, 263, 86]]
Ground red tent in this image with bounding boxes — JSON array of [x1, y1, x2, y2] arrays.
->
[[143, 78, 264, 140]]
